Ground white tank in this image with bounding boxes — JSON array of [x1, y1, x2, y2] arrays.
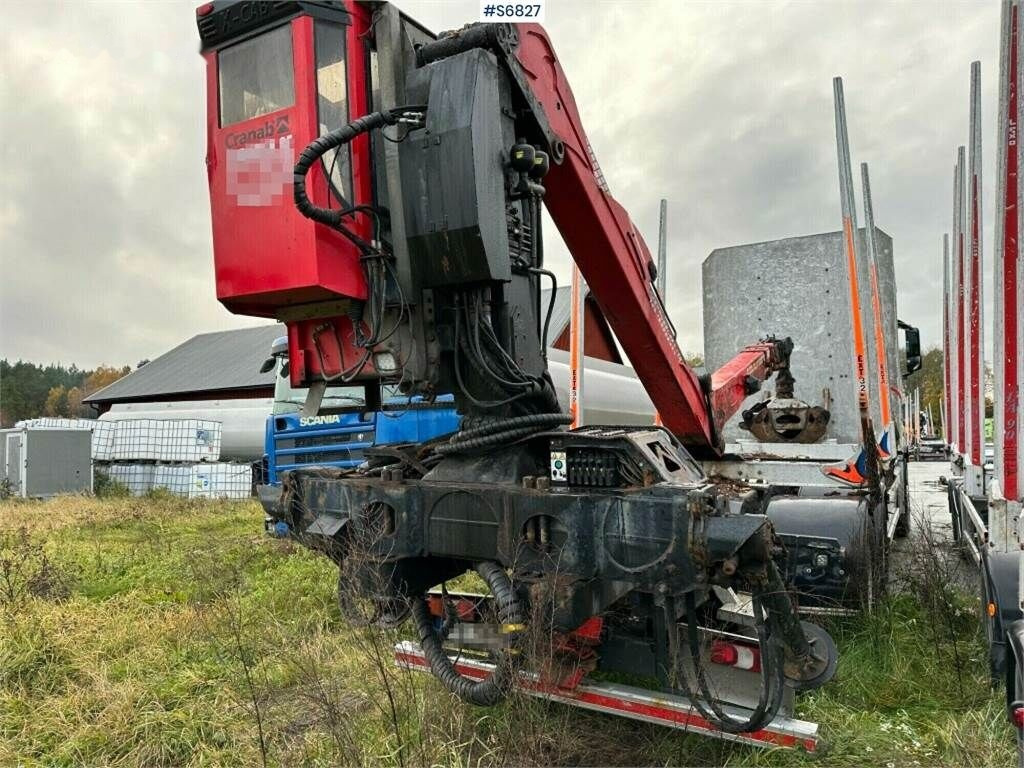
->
[[546, 348, 656, 426], [100, 399, 271, 461]]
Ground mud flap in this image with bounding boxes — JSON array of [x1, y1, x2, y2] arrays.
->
[[984, 552, 1024, 681]]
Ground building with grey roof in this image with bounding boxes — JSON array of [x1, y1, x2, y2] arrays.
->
[[84, 324, 284, 411]]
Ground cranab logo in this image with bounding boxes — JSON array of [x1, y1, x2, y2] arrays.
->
[[225, 116, 290, 149], [299, 415, 343, 427]]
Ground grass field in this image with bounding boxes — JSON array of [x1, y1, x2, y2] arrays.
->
[[0, 493, 1014, 767]]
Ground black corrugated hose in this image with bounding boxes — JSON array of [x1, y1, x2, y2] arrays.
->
[[411, 561, 524, 706], [293, 106, 426, 232], [433, 413, 571, 456], [665, 591, 786, 734]]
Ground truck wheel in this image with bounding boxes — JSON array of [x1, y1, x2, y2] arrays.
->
[[1013, 656, 1024, 768], [336, 564, 411, 628]]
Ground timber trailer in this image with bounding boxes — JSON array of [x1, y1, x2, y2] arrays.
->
[[698, 76, 924, 615], [944, 1, 1024, 761], [701, 219, 920, 615], [192, 1, 862, 749]]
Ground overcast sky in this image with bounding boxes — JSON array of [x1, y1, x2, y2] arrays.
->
[[0, 0, 1001, 370]]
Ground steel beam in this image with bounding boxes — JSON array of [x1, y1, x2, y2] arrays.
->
[[968, 61, 985, 468], [832, 79, 872, 427], [860, 163, 894, 445], [994, 0, 1022, 502]]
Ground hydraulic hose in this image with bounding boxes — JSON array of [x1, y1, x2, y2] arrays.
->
[[411, 561, 523, 707], [665, 591, 786, 735], [434, 413, 571, 456], [293, 106, 425, 229]]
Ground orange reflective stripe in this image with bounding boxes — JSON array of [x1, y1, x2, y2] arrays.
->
[[843, 217, 870, 412], [823, 462, 865, 486], [869, 263, 891, 426]]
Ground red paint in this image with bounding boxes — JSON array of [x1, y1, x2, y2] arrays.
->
[[395, 649, 816, 751], [958, 228, 967, 453], [970, 173, 982, 466], [569, 616, 604, 644], [1002, 4, 1020, 500], [513, 26, 717, 452], [426, 594, 482, 622], [203, 14, 367, 316], [710, 639, 762, 673], [709, 341, 791, 436], [201, 3, 377, 385]]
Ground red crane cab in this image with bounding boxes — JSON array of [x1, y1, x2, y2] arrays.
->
[[198, 1, 377, 385]]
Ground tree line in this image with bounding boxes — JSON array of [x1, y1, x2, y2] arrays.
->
[[0, 347, 964, 433], [903, 346, 994, 434], [0, 360, 131, 427]]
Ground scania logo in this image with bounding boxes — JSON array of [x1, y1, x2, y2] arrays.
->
[[299, 415, 342, 427], [226, 116, 290, 149]]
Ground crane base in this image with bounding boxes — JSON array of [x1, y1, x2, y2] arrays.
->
[[394, 641, 820, 752]]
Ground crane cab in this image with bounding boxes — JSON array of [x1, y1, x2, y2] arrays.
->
[[196, 1, 373, 315]]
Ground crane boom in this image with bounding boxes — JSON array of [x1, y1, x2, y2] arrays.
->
[[437, 22, 791, 455]]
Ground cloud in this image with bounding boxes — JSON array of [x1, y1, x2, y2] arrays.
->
[[0, 0, 1001, 372]]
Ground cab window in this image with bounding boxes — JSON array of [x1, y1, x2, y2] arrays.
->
[[219, 25, 295, 127], [314, 21, 352, 203]]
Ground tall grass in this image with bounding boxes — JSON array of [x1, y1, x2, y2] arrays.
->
[[0, 494, 1013, 767]]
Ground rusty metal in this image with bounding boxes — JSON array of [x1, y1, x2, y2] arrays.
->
[[740, 400, 831, 444], [728, 337, 830, 444]]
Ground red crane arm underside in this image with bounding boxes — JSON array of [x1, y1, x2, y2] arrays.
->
[[514, 26, 775, 456], [709, 342, 788, 435]]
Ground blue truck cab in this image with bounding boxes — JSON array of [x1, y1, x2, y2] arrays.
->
[[257, 337, 460, 531]]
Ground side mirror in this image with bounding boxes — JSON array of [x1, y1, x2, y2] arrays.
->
[[281, 360, 290, 378], [903, 325, 921, 375], [259, 357, 276, 374]]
